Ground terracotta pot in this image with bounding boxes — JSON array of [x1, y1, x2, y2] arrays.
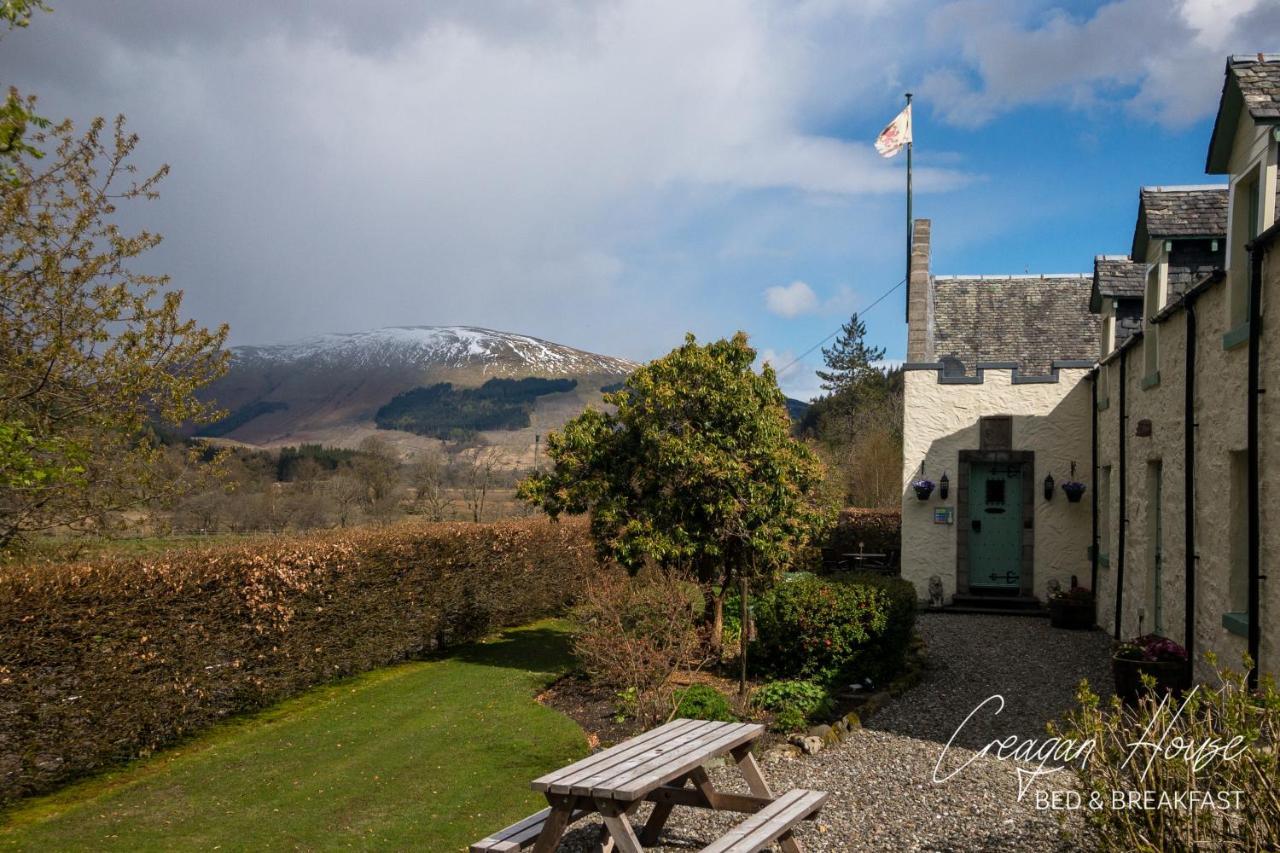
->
[[1049, 598, 1095, 630], [1112, 655, 1187, 705]]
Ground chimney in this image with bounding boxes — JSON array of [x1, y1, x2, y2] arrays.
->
[[906, 218, 933, 362]]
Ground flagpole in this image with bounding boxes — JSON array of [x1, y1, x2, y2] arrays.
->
[[904, 91, 913, 323]]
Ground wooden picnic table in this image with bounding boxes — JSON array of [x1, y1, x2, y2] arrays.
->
[[472, 718, 827, 852]]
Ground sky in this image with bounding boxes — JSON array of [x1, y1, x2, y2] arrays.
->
[[4, 0, 1279, 401]]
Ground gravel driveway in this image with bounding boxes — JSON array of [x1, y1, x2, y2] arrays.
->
[[559, 613, 1114, 852]]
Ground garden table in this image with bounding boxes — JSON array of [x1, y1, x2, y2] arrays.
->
[[843, 552, 891, 572], [472, 718, 826, 852]]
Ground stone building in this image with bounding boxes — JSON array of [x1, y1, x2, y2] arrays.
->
[[901, 55, 1280, 684]]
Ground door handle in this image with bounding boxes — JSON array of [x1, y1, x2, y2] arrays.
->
[[971, 520, 981, 533]]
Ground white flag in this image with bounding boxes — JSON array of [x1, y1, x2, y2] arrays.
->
[[875, 104, 912, 158]]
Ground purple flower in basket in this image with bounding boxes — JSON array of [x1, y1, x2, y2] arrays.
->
[[911, 479, 935, 500], [1116, 634, 1188, 663], [1061, 480, 1086, 502]]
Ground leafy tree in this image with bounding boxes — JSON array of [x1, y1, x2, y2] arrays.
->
[[0, 2, 52, 178], [519, 332, 826, 648], [815, 312, 885, 394], [0, 115, 228, 549]]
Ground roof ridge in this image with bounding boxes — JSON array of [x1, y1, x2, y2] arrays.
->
[[1095, 254, 1133, 261], [1140, 184, 1227, 193], [1230, 54, 1280, 63], [934, 273, 1089, 281]]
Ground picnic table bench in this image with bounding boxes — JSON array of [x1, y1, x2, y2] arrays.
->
[[471, 718, 827, 853]]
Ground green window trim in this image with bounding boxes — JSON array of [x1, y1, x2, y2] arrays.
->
[[1222, 612, 1249, 637], [1223, 321, 1251, 351], [1141, 371, 1161, 390]]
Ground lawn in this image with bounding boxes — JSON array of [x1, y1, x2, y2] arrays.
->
[[0, 620, 588, 851]]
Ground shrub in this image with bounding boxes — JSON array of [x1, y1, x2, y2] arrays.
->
[[751, 572, 915, 685], [1053, 655, 1279, 850], [571, 570, 704, 724], [826, 508, 900, 559], [0, 518, 598, 804], [753, 680, 833, 732], [673, 684, 736, 722]]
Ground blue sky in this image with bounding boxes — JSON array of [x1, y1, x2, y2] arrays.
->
[[3, 0, 1278, 400]]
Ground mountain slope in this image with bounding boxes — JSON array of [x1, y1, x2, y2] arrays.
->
[[195, 326, 639, 451]]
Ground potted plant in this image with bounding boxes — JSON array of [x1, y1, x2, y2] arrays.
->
[[1112, 634, 1189, 705], [1060, 462, 1086, 503], [1048, 586, 1095, 629], [1061, 480, 1087, 502], [912, 479, 935, 501]]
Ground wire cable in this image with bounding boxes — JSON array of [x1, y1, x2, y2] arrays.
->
[[773, 276, 906, 376]]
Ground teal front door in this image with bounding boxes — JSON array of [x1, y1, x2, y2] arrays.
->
[[968, 462, 1023, 591]]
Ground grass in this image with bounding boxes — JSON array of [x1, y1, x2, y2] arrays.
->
[[0, 620, 587, 851]]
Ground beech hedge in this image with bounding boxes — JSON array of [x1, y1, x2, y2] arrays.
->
[[0, 518, 598, 803], [827, 508, 900, 557]]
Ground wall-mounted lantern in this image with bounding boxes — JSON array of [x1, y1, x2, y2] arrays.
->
[[1044, 473, 1055, 501], [939, 472, 949, 500]]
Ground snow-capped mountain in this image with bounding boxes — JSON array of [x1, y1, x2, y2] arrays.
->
[[232, 326, 639, 377], [193, 326, 637, 451]]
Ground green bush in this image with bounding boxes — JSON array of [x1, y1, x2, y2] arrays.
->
[[1054, 655, 1278, 850], [751, 572, 915, 685], [673, 684, 737, 722], [753, 680, 833, 732], [0, 518, 599, 804], [826, 508, 900, 557]]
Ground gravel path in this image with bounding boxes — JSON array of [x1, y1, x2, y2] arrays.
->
[[559, 613, 1114, 852]]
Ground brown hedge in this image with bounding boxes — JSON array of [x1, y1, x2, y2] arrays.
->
[[0, 518, 599, 804], [827, 508, 901, 556]]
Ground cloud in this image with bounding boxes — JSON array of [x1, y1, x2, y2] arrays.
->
[[4, 0, 1277, 368], [919, 0, 1278, 128], [764, 281, 820, 318], [0, 0, 978, 357]]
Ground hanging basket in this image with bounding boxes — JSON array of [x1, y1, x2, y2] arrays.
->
[[912, 480, 935, 501], [1062, 481, 1086, 503]]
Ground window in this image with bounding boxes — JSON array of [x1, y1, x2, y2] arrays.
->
[[1143, 263, 1162, 383], [1228, 167, 1260, 330], [1228, 451, 1249, 615], [1098, 466, 1112, 566], [1146, 461, 1164, 636]]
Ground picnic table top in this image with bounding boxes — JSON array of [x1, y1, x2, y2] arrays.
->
[[530, 718, 763, 802]]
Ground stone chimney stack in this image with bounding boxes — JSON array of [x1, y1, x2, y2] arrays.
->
[[906, 218, 933, 363]]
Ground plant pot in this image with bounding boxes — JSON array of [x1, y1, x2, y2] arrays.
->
[[1062, 483, 1086, 503], [1112, 655, 1187, 705], [913, 485, 934, 501], [1049, 598, 1095, 630]]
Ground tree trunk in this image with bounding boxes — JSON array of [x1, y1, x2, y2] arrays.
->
[[707, 587, 724, 655], [739, 575, 749, 696]]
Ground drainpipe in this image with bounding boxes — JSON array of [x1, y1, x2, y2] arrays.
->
[[1246, 244, 1263, 689], [1184, 303, 1197, 687], [1091, 372, 1099, 596], [1115, 348, 1128, 640]]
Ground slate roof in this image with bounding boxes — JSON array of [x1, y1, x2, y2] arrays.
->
[[1131, 185, 1226, 259], [1232, 56, 1280, 120], [1091, 255, 1144, 312], [930, 275, 1097, 375], [1206, 55, 1280, 173]]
